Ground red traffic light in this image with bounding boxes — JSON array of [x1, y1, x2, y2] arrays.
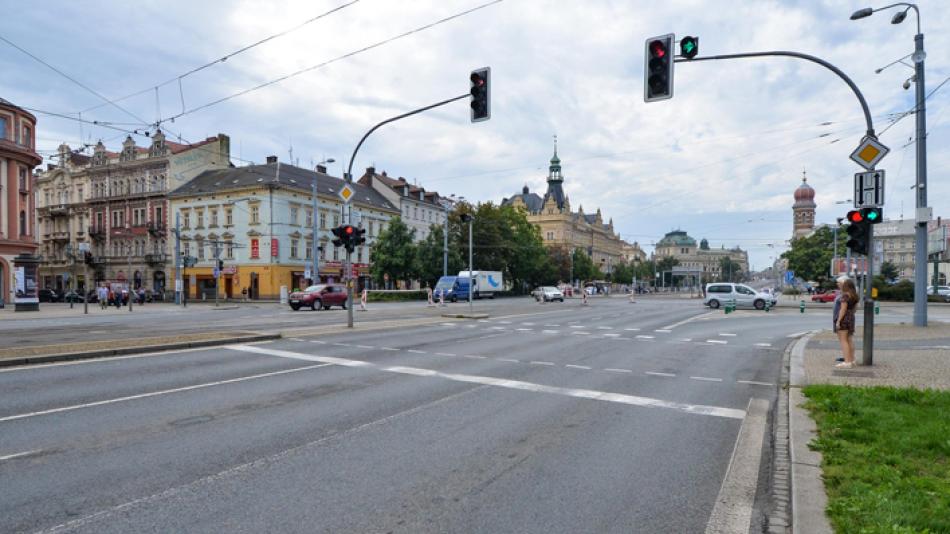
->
[[846, 210, 864, 223], [344, 225, 355, 235], [649, 40, 667, 58]]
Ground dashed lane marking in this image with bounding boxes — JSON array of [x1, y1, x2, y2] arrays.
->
[[381, 347, 400, 351], [407, 350, 427, 354], [645, 371, 676, 377], [573, 331, 591, 335], [463, 355, 487, 360], [544, 324, 561, 327], [655, 329, 672, 333], [636, 335, 655, 340], [356, 345, 375, 349], [516, 328, 533, 332], [332, 342, 351, 347], [679, 338, 693, 342], [310, 340, 327, 344], [227, 345, 746, 420], [542, 330, 559, 334], [753, 343, 772, 348], [596, 326, 613, 330], [570, 325, 587, 329], [498, 321, 512, 324], [497, 358, 520, 363], [0, 449, 43, 461], [436, 352, 457, 357], [737, 380, 774, 386], [690, 376, 724, 382], [603, 333, 620, 337], [624, 328, 641, 331], [706, 339, 728, 345], [491, 326, 506, 330], [522, 322, 536, 326], [719, 333, 737, 337], [565, 364, 592, 370], [530, 361, 555, 366], [604, 368, 633, 373]]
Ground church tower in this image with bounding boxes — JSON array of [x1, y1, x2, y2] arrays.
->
[[792, 171, 816, 239]]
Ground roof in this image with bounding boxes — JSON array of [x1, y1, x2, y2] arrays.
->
[[169, 163, 399, 213], [358, 170, 445, 206], [503, 191, 544, 213], [0, 97, 35, 120], [657, 230, 697, 247]]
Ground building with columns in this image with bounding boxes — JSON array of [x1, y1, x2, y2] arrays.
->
[[792, 173, 816, 239], [0, 98, 42, 306], [502, 145, 627, 276], [654, 230, 750, 282]]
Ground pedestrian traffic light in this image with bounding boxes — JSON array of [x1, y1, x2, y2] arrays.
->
[[846, 210, 870, 255], [861, 207, 883, 224], [679, 36, 698, 59], [644, 34, 674, 102], [331, 226, 346, 248], [470, 67, 490, 122]]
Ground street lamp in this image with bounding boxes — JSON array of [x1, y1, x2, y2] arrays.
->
[[460, 213, 474, 316], [852, 2, 928, 326], [312, 158, 335, 285]]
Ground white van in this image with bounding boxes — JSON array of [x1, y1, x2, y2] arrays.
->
[[704, 283, 776, 310]]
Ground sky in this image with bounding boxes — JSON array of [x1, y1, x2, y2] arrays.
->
[[2, 0, 949, 270]]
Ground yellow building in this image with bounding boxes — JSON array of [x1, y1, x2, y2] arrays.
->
[[169, 159, 399, 300], [502, 146, 628, 275]]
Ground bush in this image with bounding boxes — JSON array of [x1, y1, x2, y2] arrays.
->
[[877, 280, 914, 301], [782, 288, 801, 296]]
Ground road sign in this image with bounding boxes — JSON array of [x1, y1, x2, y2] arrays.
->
[[338, 183, 355, 204], [175, 279, 183, 292], [849, 136, 889, 170], [854, 170, 885, 208], [304, 267, 311, 280], [784, 270, 794, 284], [213, 267, 220, 279], [78, 242, 90, 253]]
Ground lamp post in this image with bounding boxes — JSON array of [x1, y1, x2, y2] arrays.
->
[[852, 3, 927, 326], [461, 213, 473, 316], [312, 158, 335, 286]]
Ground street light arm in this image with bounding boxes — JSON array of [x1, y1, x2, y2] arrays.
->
[[866, 3, 921, 34]]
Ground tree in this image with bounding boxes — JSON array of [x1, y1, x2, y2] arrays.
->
[[656, 256, 680, 287], [781, 226, 839, 285], [718, 256, 743, 282], [415, 224, 463, 289], [879, 260, 899, 282], [611, 260, 635, 286], [369, 216, 418, 288]]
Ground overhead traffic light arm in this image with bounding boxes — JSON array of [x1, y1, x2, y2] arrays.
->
[[673, 50, 876, 139]]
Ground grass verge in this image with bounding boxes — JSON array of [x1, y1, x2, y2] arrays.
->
[[802, 385, 950, 533]]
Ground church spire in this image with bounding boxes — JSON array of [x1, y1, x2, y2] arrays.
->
[[548, 134, 562, 182]]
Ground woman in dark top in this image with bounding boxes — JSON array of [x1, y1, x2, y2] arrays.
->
[[835, 277, 859, 369]]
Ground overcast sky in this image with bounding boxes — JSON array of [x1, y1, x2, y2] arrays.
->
[[3, 0, 948, 270]]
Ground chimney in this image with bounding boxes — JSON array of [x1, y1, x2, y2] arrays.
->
[[316, 164, 327, 174], [366, 166, 375, 176], [266, 155, 278, 164]]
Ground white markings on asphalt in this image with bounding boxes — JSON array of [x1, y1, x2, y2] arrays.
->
[[737, 380, 774, 387], [705, 339, 728, 345], [787, 331, 810, 338], [477, 319, 490, 323], [290, 338, 307, 342], [645, 371, 676, 377], [719, 333, 737, 337], [661, 311, 716, 330], [636, 335, 655, 340], [573, 331, 591, 335], [565, 364, 592, 370], [490, 326, 506, 330], [522, 322, 536, 326], [516, 328, 532, 331], [407, 349, 427, 354], [690, 376, 724, 382], [356, 345, 375, 349], [332, 342, 351, 347], [624, 328, 641, 331], [542, 330, 559, 334], [654, 329, 672, 333], [381, 347, 400, 351], [310, 340, 327, 344], [436, 352, 456, 357], [569, 325, 586, 329], [463, 354, 487, 360], [604, 368, 632, 373], [678, 338, 693, 342], [497, 358, 520, 363], [602, 333, 620, 337], [530, 361, 555, 366], [498, 321, 512, 324], [0, 362, 335, 423], [0, 449, 42, 461], [439, 323, 457, 327], [229, 345, 747, 419], [544, 324, 560, 327], [596, 326, 613, 330], [754, 343, 772, 348], [466, 324, 477, 328]]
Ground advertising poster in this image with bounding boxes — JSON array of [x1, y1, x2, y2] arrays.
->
[[14, 265, 39, 304]]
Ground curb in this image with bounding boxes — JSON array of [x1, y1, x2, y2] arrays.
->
[[440, 313, 490, 319], [0, 332, 282, 368]]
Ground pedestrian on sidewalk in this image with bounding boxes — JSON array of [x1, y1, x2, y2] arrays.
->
[[98, 285, 108, 310], [834, 275, 859, 369]]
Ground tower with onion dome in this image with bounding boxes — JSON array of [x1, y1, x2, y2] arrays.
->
[[792, 171, 816, 239]]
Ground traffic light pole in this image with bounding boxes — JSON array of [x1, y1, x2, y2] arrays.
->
[[863, 225, 874, 366]]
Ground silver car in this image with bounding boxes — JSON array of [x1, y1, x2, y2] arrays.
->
[[704, 283, 775, 310], [536, 286, 564, 302]]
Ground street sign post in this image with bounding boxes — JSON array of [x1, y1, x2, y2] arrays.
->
[[849, 136, 890, 170], [854, 170, 885, 208], [784, 270, 794, 284]]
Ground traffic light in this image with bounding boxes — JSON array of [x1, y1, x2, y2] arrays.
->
[[862, 207, 883, 224], [342, 224, 357, 253], [644, 34, 674, 102], [354, 227, 366, 247], [846, 210, 870, 255], [217, 259, 224, 271], [679, 36, 699, 59], [331, 226, 346, 248], [470, 67, 490, 122]]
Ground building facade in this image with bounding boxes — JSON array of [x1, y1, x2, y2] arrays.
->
[[654, 230, 750, 281], [357, 167, 447, 242], [502, 147, 627, 275], [168, 159, 399, 300], [792, 174, 816, 239], [35, 131, 230, 297], [0, 98, 42, 305]]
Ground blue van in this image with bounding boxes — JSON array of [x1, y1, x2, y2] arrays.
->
[[434, 276, 471, 302]]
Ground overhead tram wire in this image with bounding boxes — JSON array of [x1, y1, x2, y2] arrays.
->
[[79, 0, 363, 115], [153, 0, 505, 126]]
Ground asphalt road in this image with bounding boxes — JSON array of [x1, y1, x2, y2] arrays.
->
[[0, 298, 843, 533]]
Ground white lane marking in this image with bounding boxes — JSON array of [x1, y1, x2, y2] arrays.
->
[[0, 363, 334, 423], [436, 352, 456, 357], [645, 371, 676, 377], [596, 326, 613, 330], [497, 358, 520, 363], [0, 346, 217, 373], [737, 380, 774, 386], [787, 331, 810, 338], [604, 368, 632, 373], [705, 399, 770, 533], [230, 345, 746, 420], [573, 331, 591, 335], [332, 342, 351, 347], [289, 338, 307, 342], [463, 355, 487, 360], [706, 339, 728, 345], [654, 329, 672, 333], [569, 325, 586, 329], [636, 335, 655, 340], [381, 347, 400, 351], [719, 333, 737, 337], [466, 325, 477, 328], [310, 340, 327, 344], [498, 321, 512, 324], [516, 328, 533, 332], [544, 324, 560, 327], [690, 376, 724, 382], [678, 338, 693, 342], [661, 311, 716, 330], [407, 350, 427, 354], [439, 323, 457, 327], [565, 364, 592, 370], [624, 328, 641, 331], [754, 343, 772, 348], [521, 322, 536, 326], [530, 361, 555, 366], [355, 345, 375, 349], [602, 333, 620, 337], [542, 330, 559, 334], [0, 449, 42, 461], [477, 319, 490, 323], [490, 326, 506, 330]]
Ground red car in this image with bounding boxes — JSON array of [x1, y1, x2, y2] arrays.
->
[[289, 284, 348, 311], [811, 290, 839, 303]]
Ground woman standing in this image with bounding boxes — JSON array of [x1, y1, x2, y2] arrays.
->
[[835, 276, 860, 369]]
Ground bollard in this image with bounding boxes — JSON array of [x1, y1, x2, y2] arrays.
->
[[799, 300, 805, 314], [764, 300, 770, 313], [874, 301, 880, 315]]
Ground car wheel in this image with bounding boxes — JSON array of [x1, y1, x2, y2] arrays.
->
[[341, 301, 346, 310], [708, 299, 720, 309], [313, 299, 322, 311], [291, 304, 301, 311], [451, 296, 457, 303], [754, 299, 765, 310], [558, 298, 564, 302]]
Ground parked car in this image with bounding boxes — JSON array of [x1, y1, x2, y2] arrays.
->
[[534, 286, 564, 302], [926, 285, 950, 297], [704, 283, 777, 310], [811, 290, 839, 303], [435, 276, 472, 302], [38, 289, 61, 303], [288, 284, 348, 311], [63, 290, 86, 303]]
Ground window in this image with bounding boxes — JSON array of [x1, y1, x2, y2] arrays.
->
[[197, 241, 205, 260], [226, 242, 234, 260], [225, 208, 233, 226], [19, 211, 27, 236], [305, 240, 313, 260], [290, 239, 299, 258], [413, 207, 418, 220], [320, 241, 327, 260], [250, 238, 259, 259], [210, 209, 218, 227], [155, 207, 163, 225], [305, 209, 313, 227], [546, 232, 554, 240], [19, 168, 28, 191], [0, 116, 6, 139], [250, 205, 260, 224], [369, 221, 375, 236], [332, 214, 339, 227], [290, 207, 299, 226], [320, 212, 327, 229], [183, 242, 191, 256], [182, 211, 191, 229], [196, 210, 204, 228]]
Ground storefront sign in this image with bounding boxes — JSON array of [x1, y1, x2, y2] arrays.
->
[[271, 239, 279, 258], [250, 239, 260, 259]]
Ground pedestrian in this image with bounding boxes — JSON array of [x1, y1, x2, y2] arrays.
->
[[834, 275, 859, 369], [98, 285, 108, 309]]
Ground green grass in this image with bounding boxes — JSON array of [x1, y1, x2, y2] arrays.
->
[[802, 385, 950, 533]]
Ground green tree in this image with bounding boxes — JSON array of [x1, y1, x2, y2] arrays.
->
[[781, 226, 840, 285], [611, 260, 635, 286], [369, 216, 418, 288], [415, 224, 463, 289], [879, 260, 899, 282], [571, 248, 602, 282], [718, 256, 743, 282]]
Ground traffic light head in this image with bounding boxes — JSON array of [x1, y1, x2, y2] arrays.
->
[[846, 210, 864, 224], [331, 226, 345, 248], [862, 207, 882, 224], [644, 34, 674, 102], [680, 36, 698, 59], [470, 67, 491, 123], [355, 227, 367, 246], [341, 224, 357, 253], [846, 215, 870, 255]]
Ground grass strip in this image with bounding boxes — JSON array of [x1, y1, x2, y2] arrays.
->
[[802, 385, 950, 533]]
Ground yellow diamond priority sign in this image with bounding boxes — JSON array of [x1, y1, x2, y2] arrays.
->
[[338, 183, 355, 204], [850, 136, 889, 170]]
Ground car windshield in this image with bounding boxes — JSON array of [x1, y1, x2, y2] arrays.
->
[[304, 285, 326, 292], [435, 279, 455, 289]]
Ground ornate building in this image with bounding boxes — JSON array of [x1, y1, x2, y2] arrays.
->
[[502, 144, 627, 276], [792, 172, 816, 239], [357, 167, 448, 242], [654, 230, 749, 281], [0, 98, 42, 306]]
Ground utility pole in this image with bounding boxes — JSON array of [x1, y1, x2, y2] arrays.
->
[[174, 212, 181, 305], [467, 215, 473, 316], [127, 244, 133, 312], [312, 177, 319, 285], [912, 30, 928, 327]]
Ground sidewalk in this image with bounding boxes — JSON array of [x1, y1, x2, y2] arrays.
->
[[779, 322, 950, 534], [0, 300, 278, 320]]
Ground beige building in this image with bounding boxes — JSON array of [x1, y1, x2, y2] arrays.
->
[[654, 230, 749, 282], [502, 147, 627, 275], [357, 167, 448, 242]]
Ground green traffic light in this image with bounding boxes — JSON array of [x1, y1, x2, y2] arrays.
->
[[867, 211, 879, 220], [680, 36, 699, 59]]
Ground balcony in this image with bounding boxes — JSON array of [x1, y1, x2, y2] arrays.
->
[[92, 256, 107, 265], [88, 226, 106, 242], [147, 222, 167, 237], [47, 204, 69, 216], [50, 231, 70, 242], [145, 253, 167, 266]]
